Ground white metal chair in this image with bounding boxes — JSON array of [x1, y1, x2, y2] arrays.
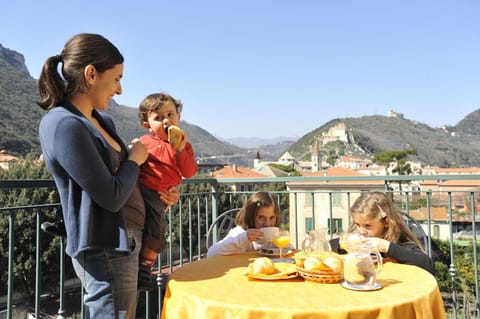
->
[[205, 208, 240, 252]]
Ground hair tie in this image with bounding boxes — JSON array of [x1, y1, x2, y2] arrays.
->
[[256, 201, 265, 207], [377, 204, 387, 219], [56, 54, 63, 63]]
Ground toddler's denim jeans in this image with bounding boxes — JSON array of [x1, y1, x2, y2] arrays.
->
[[72, 228, 142, 319]]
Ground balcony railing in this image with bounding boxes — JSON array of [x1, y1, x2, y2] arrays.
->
[[1, 175, 479, 319]]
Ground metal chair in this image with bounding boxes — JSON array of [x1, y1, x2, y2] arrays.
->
[[205, 208, 240, 252], [399, 210, 428, 251]]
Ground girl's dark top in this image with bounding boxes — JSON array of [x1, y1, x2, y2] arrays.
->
[[39, 102, 141, 257], [330, 236, 436, 275]]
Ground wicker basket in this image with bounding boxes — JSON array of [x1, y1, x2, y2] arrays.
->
[[297, 267, 344, 283]]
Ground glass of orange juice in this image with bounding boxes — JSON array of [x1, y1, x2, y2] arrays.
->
[[272, 229, 290, 262]]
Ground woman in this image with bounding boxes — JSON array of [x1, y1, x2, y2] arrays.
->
[[37, 33, 178, 318]]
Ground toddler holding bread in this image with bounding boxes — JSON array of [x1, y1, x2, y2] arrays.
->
[[136, 93, 198, 290]]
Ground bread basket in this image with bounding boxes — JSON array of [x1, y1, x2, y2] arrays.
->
[[296, 267, 343, 283]]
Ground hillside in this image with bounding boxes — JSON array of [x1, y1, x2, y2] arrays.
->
[[0, 44, 267, 166], [0, 57, 44, 155], [1, 43, 480, 168], [288, 114, 480, 167]]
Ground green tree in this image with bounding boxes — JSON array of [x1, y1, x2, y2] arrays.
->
[[432, 239, 480, 315], [0, 153, 63, 298], [326, 153, 337, 167], [268, 163, 301, 176], [373, 149, 417, 191]]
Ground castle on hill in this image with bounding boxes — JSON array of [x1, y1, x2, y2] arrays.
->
[[253, 122, 376, 174]]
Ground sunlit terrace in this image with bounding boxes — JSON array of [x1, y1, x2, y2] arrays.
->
[[1, 174, 479, 318]]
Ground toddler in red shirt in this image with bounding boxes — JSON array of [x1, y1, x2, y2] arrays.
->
[[137, 93, 198, 291]]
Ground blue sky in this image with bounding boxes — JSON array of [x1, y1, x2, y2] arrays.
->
[[2, 1, 479, 139]]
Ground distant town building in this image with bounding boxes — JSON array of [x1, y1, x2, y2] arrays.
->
[[311, 140, 320, 173], [286, 167, 385, 241], [253, 163, 290, 178], [212, 164, 266, 192], [336, 155, 372, 170], [253, 151, 261, 168], [196, 163, 226, 175], [278, 152, 297, 166], [355, 165, 386, 176], [0, 150, 19, 170]]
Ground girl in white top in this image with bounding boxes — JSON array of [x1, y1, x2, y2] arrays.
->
[[207, 192, 282, 257]]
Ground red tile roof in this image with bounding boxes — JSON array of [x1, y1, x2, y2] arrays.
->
[[429, 167, 480, 174], [213, 165, 265, 179], [408, 206, 478, 222], [293, 167, 384, 185]]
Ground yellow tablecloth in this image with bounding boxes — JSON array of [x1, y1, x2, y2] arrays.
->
[[161, 252, 445, 319]]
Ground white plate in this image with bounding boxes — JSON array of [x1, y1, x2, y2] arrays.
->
[[341, 281, 382, 291], [258, 248, 293, 257]]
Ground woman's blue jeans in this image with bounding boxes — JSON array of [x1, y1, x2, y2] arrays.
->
[[72, 228, 142, 319]]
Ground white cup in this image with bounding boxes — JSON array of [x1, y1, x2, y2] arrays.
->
[[260, 227, 279, 248]]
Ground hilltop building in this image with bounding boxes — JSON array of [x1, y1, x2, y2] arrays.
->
[[388, 109, 404, 119], [321, 123, 349, 145]]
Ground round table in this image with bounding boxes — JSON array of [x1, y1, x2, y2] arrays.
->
[[161, 252, 445, 319]]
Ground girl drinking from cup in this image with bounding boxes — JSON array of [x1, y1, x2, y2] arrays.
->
[[330, 192, 435, 275], [207, 192, 284, 257]]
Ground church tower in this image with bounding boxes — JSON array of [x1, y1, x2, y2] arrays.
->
[[311, 140, 320, 172], [254, 150, 261, 168]]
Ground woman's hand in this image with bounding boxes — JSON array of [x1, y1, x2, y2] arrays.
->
[[158, 186, 180, 211], [128, 139, 148, 166]]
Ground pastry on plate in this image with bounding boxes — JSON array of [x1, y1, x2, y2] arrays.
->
[[251, 257, 276, 274]]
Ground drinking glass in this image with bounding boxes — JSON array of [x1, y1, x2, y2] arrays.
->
[[272, 229, 291, 262]]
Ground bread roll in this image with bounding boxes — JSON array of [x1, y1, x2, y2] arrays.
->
[[168, 125, 184, 149], [294, 257, 305, 268], [252, 257, 276, 274], [303, 255, 343, 272], [304, 257, 330, 271], [322, 256, 343, 272]]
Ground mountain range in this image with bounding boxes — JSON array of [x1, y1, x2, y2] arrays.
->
[[1, 43, 480, 168], [220, 136, 299, 148]]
